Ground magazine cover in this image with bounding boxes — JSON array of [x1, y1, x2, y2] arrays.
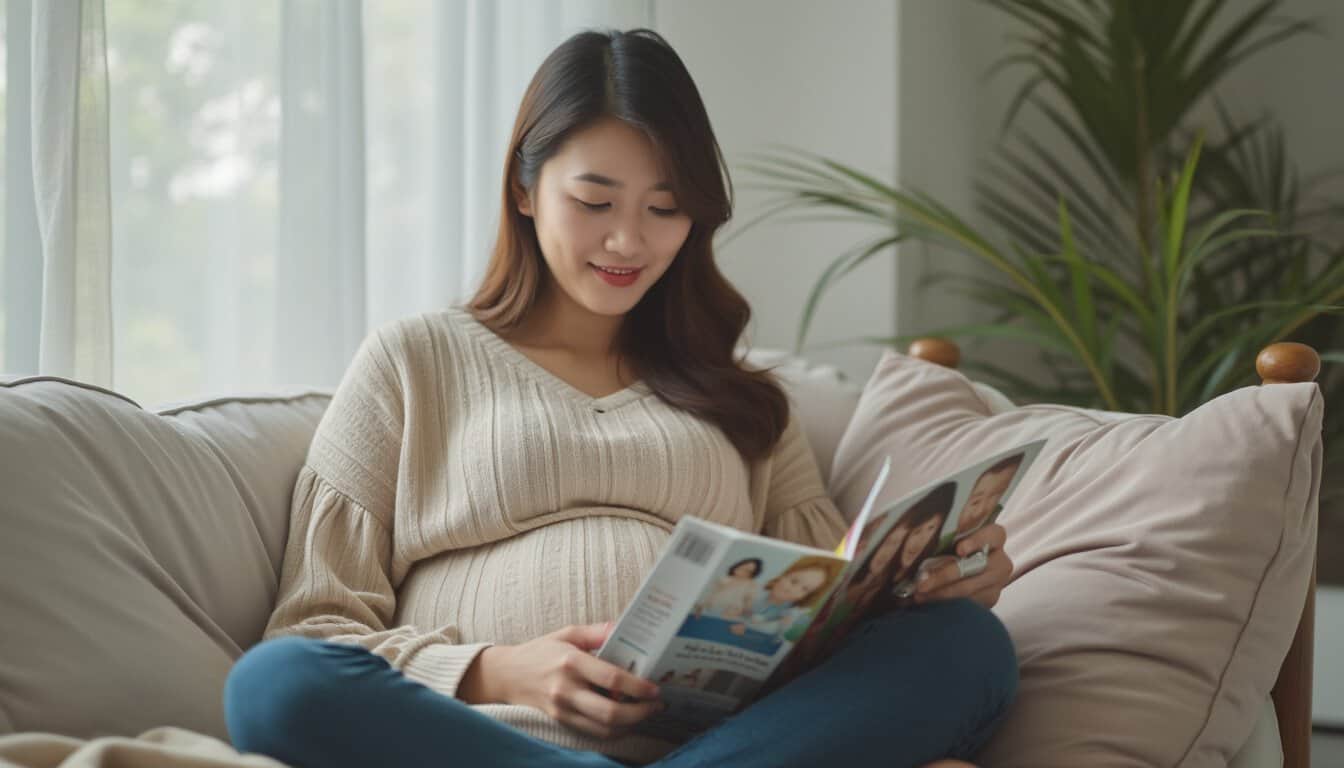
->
[[770, 439, 1047, 686], [596, 518, 849, 740], [597, 439, 1046, 739]]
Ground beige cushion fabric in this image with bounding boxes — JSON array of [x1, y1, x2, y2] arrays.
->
[[1229, 698, 1283, 768], [828, 351, 1320, 768], [0, 376, 329, 739], [0, 727, 288, 768], [742, 348, 862, 483]]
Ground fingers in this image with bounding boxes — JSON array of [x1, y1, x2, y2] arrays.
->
[[565, 688, 664, 737], [541, 650, 663, 739], [916, 548, 1014, 609], [552, 622, 615, 651], [564, 649, 661, 701], [955, 524, 1007, 557]]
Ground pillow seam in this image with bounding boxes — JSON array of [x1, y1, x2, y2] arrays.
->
[[0, 375, 143, 409], [1173, 384, 1320, 766], [155, 390, 335, 416]]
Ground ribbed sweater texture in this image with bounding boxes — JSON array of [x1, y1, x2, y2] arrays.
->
[[264, 307, 847, 764]]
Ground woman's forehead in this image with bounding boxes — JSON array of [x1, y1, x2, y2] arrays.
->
[[547, 119, 672, 188]]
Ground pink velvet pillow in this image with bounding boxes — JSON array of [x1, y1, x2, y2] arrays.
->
[[828, 351, 1320, 767]]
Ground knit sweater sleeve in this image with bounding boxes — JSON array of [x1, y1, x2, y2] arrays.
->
[[758, 409, 850, 551], [263, 327, 490, 698]]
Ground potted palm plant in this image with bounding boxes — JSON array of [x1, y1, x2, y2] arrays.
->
[[736, 0, 1344, 577]]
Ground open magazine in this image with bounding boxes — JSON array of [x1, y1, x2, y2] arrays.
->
[[595, 439, 1046, 742]]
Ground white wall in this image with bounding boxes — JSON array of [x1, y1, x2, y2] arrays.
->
[[650, 0, 1028, 379], [653, 0, 898, 384], [1217, 0, 1344, 203], [892, 1, 1020, 354]]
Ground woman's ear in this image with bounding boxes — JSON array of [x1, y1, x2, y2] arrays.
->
[[512, 176, 534, 218]]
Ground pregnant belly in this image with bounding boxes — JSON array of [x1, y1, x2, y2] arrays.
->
[[394, 514, 672, 646]]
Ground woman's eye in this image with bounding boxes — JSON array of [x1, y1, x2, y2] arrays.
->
[[576, 199, 610, 211], [649, 206, 680, 217]]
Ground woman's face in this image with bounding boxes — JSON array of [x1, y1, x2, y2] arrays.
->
[[957, 469, 1013, 534], [901, 515, 944, 568], [518, 117, 693, 318], [770, 567, 828, 604], [867, 524, 909, 574]]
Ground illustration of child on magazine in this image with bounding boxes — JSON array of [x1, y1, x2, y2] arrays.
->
[[950, 452, 1024, 542], [676, 555, 845, 656], [693, 558, 764, 619]]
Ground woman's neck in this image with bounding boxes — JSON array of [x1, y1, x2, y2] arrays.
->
[[512, 280, 623, 358]]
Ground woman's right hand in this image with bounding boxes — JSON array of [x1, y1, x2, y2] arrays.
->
[[458, 623, 665, 739]]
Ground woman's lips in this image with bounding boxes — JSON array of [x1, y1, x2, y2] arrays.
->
[[590, 263, 643, 287]]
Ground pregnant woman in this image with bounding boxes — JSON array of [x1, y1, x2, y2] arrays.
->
[[223, 27, 1017, 768]]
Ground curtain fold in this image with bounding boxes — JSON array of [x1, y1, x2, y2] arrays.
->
[[6, 0, 653, 403], [30, 0, 114, 385], [276, 0, 366, 388]]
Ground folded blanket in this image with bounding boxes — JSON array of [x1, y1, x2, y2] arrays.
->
[[0, 728, 287, 768]]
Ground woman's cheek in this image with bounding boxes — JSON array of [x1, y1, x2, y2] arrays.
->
[[652, 217, 693, 258]]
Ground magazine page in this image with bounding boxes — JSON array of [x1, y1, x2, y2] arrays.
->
[[770, 439, 1047, 684], [596, 517, 735, 682], [598, 517, 847, 741], [834, 456, 892, 560]]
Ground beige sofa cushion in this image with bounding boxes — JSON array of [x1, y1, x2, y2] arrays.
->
[[0, 377, 328, 739], [828, 351, 1320, 767], [741, 348, 862, 482]]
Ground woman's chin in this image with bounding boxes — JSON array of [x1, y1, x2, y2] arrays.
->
[[579, 292, 645, 318]]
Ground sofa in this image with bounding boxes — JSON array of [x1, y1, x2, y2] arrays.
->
[[0, 338, 1322, 767]]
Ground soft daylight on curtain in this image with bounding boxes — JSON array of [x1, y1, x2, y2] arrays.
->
[[0, 0, 652, 407]]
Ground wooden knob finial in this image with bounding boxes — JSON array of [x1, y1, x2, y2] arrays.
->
[[908, 338, 961, 369], [1256, 342, 1320, 384]]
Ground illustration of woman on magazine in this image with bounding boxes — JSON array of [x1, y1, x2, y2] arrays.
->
[[693, 558, 765, 620], [676, 556, 844, 656], [778, 482, 958, 673]]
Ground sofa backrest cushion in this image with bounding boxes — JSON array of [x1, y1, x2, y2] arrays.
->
[[0, 353, 860, 740], [0, 376, 328, 739], [828, 351, 1320, 767]]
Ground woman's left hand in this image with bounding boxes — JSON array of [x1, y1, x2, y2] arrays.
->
[[912, 523, 1011, 609]]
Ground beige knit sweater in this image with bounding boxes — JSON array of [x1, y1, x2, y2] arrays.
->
[[264, 307, 848, 764]]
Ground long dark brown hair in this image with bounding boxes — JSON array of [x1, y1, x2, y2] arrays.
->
[[468, 28, 789, 461]]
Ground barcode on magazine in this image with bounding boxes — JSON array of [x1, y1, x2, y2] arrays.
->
[[673, 531, 715, 565]]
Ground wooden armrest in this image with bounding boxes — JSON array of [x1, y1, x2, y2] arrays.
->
[[1256, 342, 1321, 385], [906, 338, 960, 369], [906, 337, 1322, 768], [1257, 344, 1321, 768]]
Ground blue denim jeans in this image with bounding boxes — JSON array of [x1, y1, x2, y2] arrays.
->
[[224, 599, 1016, 768]]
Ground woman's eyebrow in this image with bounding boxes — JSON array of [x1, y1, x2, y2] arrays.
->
[[572, 172, 672, 191]]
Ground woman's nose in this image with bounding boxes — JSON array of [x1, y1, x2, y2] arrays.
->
[[603, 211, 645, 257]]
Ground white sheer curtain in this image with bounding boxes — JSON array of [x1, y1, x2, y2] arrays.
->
[[0, 0, 653, 405], [1, 0, 115, 385]]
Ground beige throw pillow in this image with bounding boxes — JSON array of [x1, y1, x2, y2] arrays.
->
[[0, 377, 328, 739], [828, 351, 1320, 767]]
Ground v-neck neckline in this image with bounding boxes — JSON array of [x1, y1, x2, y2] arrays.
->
[[452, 307, 652, 411]]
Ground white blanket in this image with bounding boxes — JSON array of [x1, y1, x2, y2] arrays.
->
[[0, 728, 288, 768]]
